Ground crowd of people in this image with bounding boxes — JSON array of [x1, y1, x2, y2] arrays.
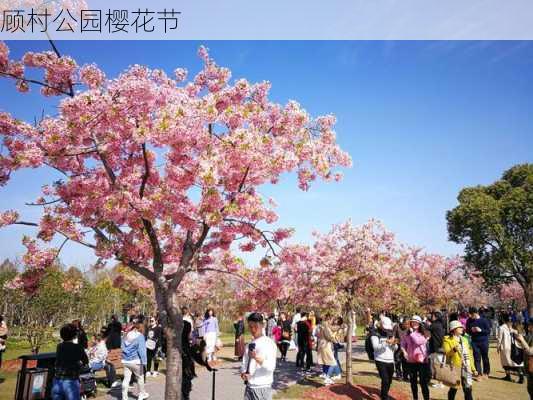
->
[[1, 303, 533, 400], [42, 307, 222, 400], [365, 306, 533, 400]]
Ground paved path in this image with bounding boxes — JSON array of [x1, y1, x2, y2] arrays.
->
[[103, 344, 365, 400]]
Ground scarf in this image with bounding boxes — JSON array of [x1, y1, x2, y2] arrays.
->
[[459, 336, 473, 388]]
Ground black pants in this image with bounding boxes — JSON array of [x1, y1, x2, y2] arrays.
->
[[279, 342, 289, 359], [407, 362, 430, 400], [296, 345, 312, 369], [471, 340, 490, 375], [448, 377, 473, 400], [146, 348, 159, 373], [375, 361, 395, 400]]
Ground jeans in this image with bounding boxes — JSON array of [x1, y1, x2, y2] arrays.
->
[[326, 364, 341, 377], [471, 340, 490, 375], [375, 361, 395, 400], [407, 362, 430, 400], [90, 361, 105, 371], [90, 361, 116, 387], [448, 377, 473, 400], [51, 378, 80, 400]]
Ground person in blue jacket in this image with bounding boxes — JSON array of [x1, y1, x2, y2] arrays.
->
[[466, 307, 491, 379], [121, 321, 149, 400]]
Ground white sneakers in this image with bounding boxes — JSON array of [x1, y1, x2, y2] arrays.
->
[[331, 374, 342, 380], [324, 377, 334, 385], [138, 392, 150, 400], [146, 371, 159, 377]]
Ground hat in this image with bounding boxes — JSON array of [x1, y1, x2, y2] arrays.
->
[[449, 320, 463, 332], [410, 315, 423, 324], [380, 316, 393, 331]]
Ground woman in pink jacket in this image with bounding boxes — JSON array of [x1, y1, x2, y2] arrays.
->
[[401, 315, 431, 400]]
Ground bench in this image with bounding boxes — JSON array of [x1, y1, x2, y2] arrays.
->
[[94, 349, 123, 387]]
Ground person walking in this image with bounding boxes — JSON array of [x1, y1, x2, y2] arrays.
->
[[266, 314, 277, 338], [332, 316, 346, 374], [371, 316, 397, 400], [466, 307, 491, 379], [317, 314, 341, 385], [240, 312, 277, 400], [291, 308, 302, 351], [234, 315, 246, 361], [401, 315, 430, 400], [393, 317, 409, 381], [71, 319, 88, 350], [279, 312, 292, 362], [498, 313, 524, 383], [514, 318, 533, 399], [121, 321, 149, 400], [443, 320, 478, 400], [194, 313, 205, 345], [429, 311, 445, 388], [296, 312, 313, 371], [105, 315, 122, 350], [145, 317, 163, 377], [0, 315, 8, 371], [203, 308, 220, 362], [52, 324, 89, 400]]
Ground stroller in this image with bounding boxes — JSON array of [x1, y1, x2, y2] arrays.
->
[[79, 365, 97, 399]]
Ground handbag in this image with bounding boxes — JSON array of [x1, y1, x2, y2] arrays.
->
[[432, 353, 461, 387], [215, 338, 223, 350], [510, 335, 524, 365], [146, 338, 157, 350]]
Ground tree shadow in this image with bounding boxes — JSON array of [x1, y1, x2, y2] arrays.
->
[[331, 384, 405, 400], [355, 370, 379, 378], [272, 359, 312, 391]]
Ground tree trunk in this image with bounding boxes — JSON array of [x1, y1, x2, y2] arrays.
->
[[526, 280, 533, 319], [154, 282, 183, 400], [345, 309, 354, 385]]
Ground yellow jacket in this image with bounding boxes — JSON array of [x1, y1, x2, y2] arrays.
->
[[442, 334, 477, 375]]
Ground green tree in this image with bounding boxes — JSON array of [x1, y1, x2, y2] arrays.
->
[[447, 164, 533, 314]]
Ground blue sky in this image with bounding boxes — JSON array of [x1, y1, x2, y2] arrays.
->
[[1, 41, 532, 269]]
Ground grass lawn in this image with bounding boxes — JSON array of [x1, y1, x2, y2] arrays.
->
[[275, 342, 529, 400]]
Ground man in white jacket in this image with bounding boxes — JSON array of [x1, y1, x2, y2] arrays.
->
[[240, 312, 277, 400]]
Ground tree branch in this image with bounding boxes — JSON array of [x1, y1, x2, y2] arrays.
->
[[139, 143, 150, 198], [0, 72, 73, 97]]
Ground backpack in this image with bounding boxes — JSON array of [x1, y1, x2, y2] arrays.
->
[[365, 333, 377, 360]]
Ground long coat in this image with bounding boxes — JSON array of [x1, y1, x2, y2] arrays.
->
[[498, 324, 524, 367], [316, 322, 337, 366]]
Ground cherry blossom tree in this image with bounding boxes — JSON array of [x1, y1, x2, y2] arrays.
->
[[236, 244, 319, 312], [408, 251, 490, 312], [312, 219, 406, 384], [0, 41, 351, 399]]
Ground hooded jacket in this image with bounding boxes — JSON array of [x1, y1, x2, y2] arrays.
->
[[121, 329, 147, 365]]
